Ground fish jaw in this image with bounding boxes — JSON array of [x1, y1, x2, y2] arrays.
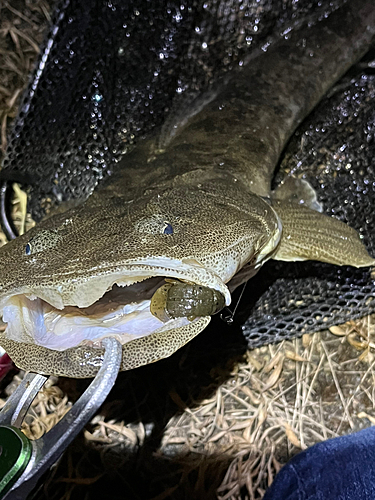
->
[[0, 260, 222, 377], [0, 260, 230, 351]]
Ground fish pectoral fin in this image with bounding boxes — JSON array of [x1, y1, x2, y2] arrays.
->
[[271, 176, 323, 212], [272, 200, 375, 268]]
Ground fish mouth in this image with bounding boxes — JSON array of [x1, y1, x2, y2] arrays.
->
[[0, 260, 231, 352]]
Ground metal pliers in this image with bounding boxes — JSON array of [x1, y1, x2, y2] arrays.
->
[[0, 337, 122, 499]]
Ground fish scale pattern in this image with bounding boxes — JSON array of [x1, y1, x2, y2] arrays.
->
[[1, 0, 374, 347]]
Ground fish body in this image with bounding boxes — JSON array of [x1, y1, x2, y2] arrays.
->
[[0, 0, 374, 377]]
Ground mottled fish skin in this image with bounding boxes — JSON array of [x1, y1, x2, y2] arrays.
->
[[0, 0, 375, 377]]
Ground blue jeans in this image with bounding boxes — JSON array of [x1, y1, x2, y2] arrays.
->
[[263, 427, 375, 500]]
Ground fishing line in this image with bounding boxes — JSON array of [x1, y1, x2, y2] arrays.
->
[[220, 281, 248, 325]]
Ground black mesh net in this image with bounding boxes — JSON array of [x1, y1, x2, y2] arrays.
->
[[0, 0, 374, 349]]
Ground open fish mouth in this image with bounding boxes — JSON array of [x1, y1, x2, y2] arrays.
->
[[0, 261, 231, 352]]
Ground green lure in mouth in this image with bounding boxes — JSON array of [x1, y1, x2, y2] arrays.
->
[[150, 279, 226, 323]]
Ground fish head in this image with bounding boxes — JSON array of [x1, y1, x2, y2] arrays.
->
[[0, 178, 280, 377]]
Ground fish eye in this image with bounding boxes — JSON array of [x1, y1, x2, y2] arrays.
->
[[25, 243, 31, 255], [163, 223, 173, 235]]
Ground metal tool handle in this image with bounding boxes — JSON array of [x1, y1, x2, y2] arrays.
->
[[2, 337, 122, 499], [0, 181, 18, 241], [0, 373, 48, 428]]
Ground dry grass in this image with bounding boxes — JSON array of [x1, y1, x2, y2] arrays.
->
[[1, 2, 375, 499], [2, 320, 375, 499], [0, 0, 51, 154]]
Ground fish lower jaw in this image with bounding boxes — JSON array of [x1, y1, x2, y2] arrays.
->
[[0, 266, 230, 352]]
